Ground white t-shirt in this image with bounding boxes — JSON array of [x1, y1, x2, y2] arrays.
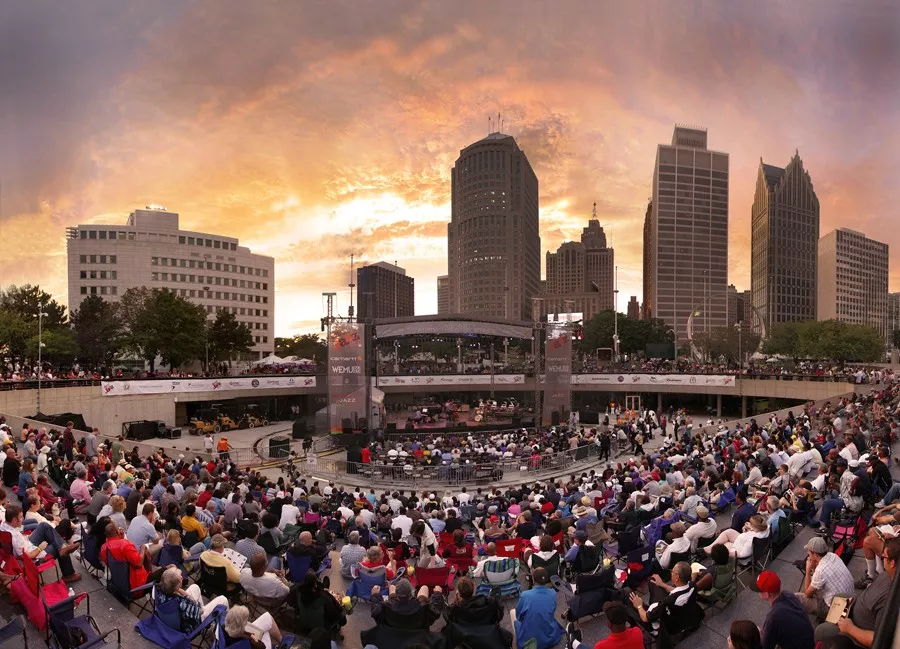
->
[[279, 504, 300, 530]]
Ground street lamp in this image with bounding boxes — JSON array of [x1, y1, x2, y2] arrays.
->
[[734, 323, 743, 372], [613, 266, 620, 361], [203, 286, 210, 373], [34, 307, 48, 415]]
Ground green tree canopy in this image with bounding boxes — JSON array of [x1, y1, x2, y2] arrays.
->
[[119, 288, 206, 370], [692, 325, 762, 363], [275, 333, 326, 362], [0, 284, 67, 328], [70, 295, 124, 367], [581, 310, 674, 356], [208, 311, 254, 366], [763, 320, 883, 362]]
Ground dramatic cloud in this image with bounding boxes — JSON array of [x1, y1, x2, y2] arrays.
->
[[1, 0, 898, 333]]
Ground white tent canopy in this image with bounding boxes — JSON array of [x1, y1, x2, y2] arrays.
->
[[252, 353, 284, 366], [281, 356, 316, 366]]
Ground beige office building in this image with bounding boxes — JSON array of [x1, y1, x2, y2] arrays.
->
[[645, 126, 729, 344], [447, 132, 541, 320], [66, 208, 274, 359], [889, 293, 900, 348], [817, 228, 889, 341]]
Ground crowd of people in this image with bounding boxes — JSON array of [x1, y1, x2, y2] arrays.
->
[[0, 376, 898, 649]]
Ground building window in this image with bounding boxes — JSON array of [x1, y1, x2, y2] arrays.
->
[[79, 255, 86, 263], [99, 230, 107, 239], [80, 231, 87, 239], [90, 286, 98, 294], [89, 255, 96, 263], [79, 271, 87, 279], [80, 286, 87, 294], [205, 239, 212, 247], [111, 287, 117, 296], [100, 286, 108, 295], [214, 240, 220, 249], [88, 230, 97, 239], [110, 255, 117, 264]]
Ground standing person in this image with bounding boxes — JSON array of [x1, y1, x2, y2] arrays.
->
[[110, 436, 124, 466], [756, 571, 814, 649], [514, 568, 564, 649], [203, 432, 214, 456], [84, 428, 99, 460], [216, 436, 231, 461], [62, 423, 76, 462]]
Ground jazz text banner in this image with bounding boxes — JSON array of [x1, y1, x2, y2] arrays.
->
[[100, 376, 316, 396], [328, 321, 366, 434], [377, 375, 525, 387], [543, 322, 572, 426]]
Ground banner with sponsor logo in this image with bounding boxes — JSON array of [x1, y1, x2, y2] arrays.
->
[[100, 375, 316, 396], [328, 322, 367, 434], [376, 374, 525, 387], [543, 322, 572, 425], [572, 374, 736, 387]]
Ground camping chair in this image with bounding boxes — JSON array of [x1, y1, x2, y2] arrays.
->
[[695, 534, 717, 555], [565, 543, 601, 580], [475, 557, 521, 598], [551, 566, 623, 623], [181, 531, 200, 550], [155, 543, 202, 583], [78, 525, 106, 582], [611, 527, 641, 561], [43, 592, 121, 649], [771, 517, 794, 556], [411, 565, 454, 593], [22, 551, 71, 630], [0, 530, 59, 583], [736, 536, 771, 587], [438, 531, 455, 551], [551, 530, 568, 554], [698, 557, 737, 613], [258, 530, 291, 559], [495, 538, 524, 559], [136, 586, 224, 649], [659, 550, 691, 582], [284, 552, 330, 583], [623, 545, 655, 589], [196, 560, 243, 605], [346, 564, 405, 602], [105, 553, 154, 617], [525, 552, 561, 587], [0, 616, 26, 647]]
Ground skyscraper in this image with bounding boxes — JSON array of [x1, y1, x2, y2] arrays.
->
[[889, 293, 900, 348], [818, 228, 889, 341], [646, 126, 729, 344], [751, 153, 820, 331], [539, 205, 614, 322], [641, 200, 653, 320], [627, 296, 640, 320], [356, 262, 414, 319], [436, 275, 449, 315], [447, 131, 540, 320]]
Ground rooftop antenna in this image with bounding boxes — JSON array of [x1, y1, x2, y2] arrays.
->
[[498, 112, 501, 133], [348, 254, 356, 318], [592, 201, 597, 220]]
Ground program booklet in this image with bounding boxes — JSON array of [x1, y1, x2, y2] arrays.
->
[[825, 596, 852, 624], [222, 548, 247, 571]]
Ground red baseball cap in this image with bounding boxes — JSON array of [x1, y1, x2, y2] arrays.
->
[[756, 570, 781, 594]]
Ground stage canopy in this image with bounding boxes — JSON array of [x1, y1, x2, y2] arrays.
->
[[375, 319, 532, 340]]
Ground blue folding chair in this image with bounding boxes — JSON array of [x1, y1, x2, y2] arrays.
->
[[284, 553, 330, 583], [78, 524, 106, 582], [212, 613, 294, 649], [155, 543, 202, 582], [346, 564, 405, 601], [136, 586, 224, 649], [43, 592, 121, 649], [105, 553, 154, 617]]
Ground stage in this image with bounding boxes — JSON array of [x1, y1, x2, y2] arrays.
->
[[383, 405, 535, 436]]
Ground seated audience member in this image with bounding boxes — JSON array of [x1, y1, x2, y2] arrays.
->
[[339, 531, 367, 578], [694, 543, 732, 592], [514, 568, 564, 649], [855, 502, 900, 587], [101, 521, 160, 588], [223, 604, 284, 649], [288, 530, 329, 571], [0, 505, 79, 583], [370, 578, 446, 630], [728, 620, 763, 649], [295, 569, 346, 636], [656, 522, 690, 570], [156, 565, 228, 633], [627, 562, 703, 647], [199, 533, 242, 590], [795, 537, 855, 622], [361, 545, 396, 578], [703, 514, 769, 559], [444, 576, 505, 626], [756, 571, 815, 649], [814, 536, 898, 649], [729, 490, 754, 532], [240, 553, 291, 605], [567, 601, 643, 649], [523, 534, 558, 569], [684, 505, 717, 552]]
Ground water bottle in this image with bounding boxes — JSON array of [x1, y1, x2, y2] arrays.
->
[[68, 587, 75, 598]]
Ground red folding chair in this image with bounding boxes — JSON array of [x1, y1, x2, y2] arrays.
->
[[410, 565, 454, 593], [20, 552, 73, 631], [0, 530, 58, 584], [551, 531, 567, 554], [495, 538, 524, 559], [438, 532, 454, 551]]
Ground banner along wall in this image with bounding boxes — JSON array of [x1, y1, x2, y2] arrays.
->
[[542, 322, 572, 425], [327, 321, 367, 433]]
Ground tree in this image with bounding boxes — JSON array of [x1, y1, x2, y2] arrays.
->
[[763, 322, 803, 357], [763, 320, 883, 362], [26, 328, 79, 362], [693, 325, 762, 363], [0, 284, 67, 328], [70, 296, 124, 367], [275, 334, 327, 362], [119, 288, 206, 370], [0, 309, 31, 360], [581, 310, 673, 356], [208, 311, 254, 366]]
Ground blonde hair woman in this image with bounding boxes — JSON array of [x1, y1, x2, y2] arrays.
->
[[223, 604, 283, 649], [704, 514, 770, 560]]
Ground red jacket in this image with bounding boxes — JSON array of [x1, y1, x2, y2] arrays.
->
[[101, 537, 148, 591]]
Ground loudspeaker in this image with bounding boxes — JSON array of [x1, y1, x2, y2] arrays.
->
[[386, 422, 397, 432], [579, 411, 600, 425], [341, 418, 352, 430], [292, 420, 308, 439], [342, 426, 353, 435], [551, 411, 561, 426], [268, 436, 290, 459], [357, 418, 367, 430]]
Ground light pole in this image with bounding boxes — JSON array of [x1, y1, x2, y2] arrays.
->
[[203, 286, 210, 373], [34, 307, 48, 415], [613, 266, 620, 361], [735, 322, 743, 371]]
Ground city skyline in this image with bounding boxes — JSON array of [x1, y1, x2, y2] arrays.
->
[[2, 1, 898, 335]]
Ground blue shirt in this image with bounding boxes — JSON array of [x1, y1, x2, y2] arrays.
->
[[514, 586, 564, 649], [730, 502, 755, 531], [761, 592, 814, 649]]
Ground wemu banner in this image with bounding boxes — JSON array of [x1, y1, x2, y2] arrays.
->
[[377, 375, 525, 387], [100, 376, 315, 396], [542, 322, 572, 426], [327, 321, 367, 434], [571, 374, 736, 387]]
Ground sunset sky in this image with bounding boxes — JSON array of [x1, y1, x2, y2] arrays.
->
[[2, 1, 898, 335]]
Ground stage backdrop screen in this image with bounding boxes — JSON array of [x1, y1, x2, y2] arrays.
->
[[328, 322, 366, 433], [543, 322, 572, 426]]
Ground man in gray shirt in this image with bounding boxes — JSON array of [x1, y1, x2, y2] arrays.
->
[[125, 502, 161, 557], [84, 429, 99, 459]]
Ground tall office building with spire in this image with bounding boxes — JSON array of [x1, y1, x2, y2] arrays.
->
[[447, 130, 540, 320], [751, 153, 820, 331], [645, 126, 729, 343]]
